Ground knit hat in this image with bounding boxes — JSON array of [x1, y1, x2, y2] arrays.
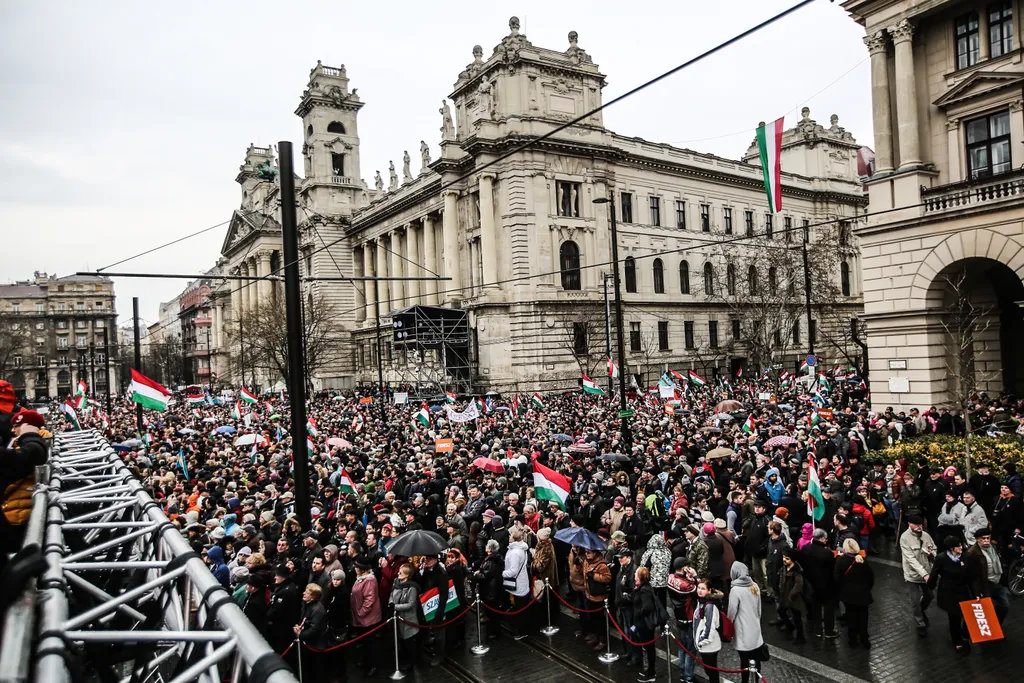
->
[[537, 527, 551, 541], [685, 524, 700, 536], [775, 507, 789, 520], [702, 522, 715, 535]]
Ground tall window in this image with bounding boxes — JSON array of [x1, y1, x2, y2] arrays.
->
[[557, 181, 580, 217], [621, 192, 633, 223], [726, 263, 736, 296], [841, 261, 851, 296], [703, 263, 714, 295], [744, 211, 754, 237], [793, 320, 801, 345], [801, 218, 810, 242], [723, 208, 733, 235], [784, 216, 792, 243], [731, 319, 741, 339], [966, 110, 1011, 179], [331, 153, 345, 176], [573, 322, 589, 355], [630, 322, 642, 352], [990, 1, 1014, 57], [700, 204, 710, 232], [810, 320, 817, 347], [12, 355, 22, 368], [748, 265, 759, 296], [36, 354, 45, 366], [559, 241, 582, 290], [652, 259, 665, 294], [709, 320, 719, 348], [624, 257, 637, 293], [684, 321, 695, 349], [956, 11, 980, 69], [765, 213, 773, 239], [57, 370, 70, 385], [787, 268, 796, 296], [35, 303, 44, 313], [768, 266, 778, 295], [679, 261, 690, 294], [676, 201, 686, 229], [658, 321, 670, 351], [649, 196, 661, 226]]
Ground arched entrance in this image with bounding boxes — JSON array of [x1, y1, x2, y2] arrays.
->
[[927, 257, 1024, 399]]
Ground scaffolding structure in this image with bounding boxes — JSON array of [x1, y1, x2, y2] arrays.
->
[[0, 429, 297, 683], [390, 305, 473, 393]]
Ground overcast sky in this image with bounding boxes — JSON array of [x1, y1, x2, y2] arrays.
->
[[0, 0, 870, 325]]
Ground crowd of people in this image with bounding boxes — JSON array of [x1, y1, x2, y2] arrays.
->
[[4, 374, 1024, 682]]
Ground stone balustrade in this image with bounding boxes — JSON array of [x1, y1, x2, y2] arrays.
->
[[922, 170, 1024, 214]]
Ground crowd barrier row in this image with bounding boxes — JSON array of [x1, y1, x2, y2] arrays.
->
[[279, 580, 767, 683]]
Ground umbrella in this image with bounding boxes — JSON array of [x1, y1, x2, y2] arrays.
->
[[202, 417, 218, 423], [269, 413, 282, 420], [472, 457, 506, 474], [429, 405, 443, 412], [234, 434, 258, 446], [177, 428, 196, 435], [569, 442, 596, 455], [700, 427, 722, 434], [386, 529, 449, 557], [599, 452, 630, 462], [493, 406, 511, 412], [165, 414, 182, 424], [706, 447, 735, 459], [778, 404, 794, 411], [117, 439, 141, 448], [715, 400, 743, 413], [550, 433, 574, 443], [554, 527, 606, 551], [763, 435, 798, 448], [714, 413, 735, 421], [112, 444, 133, 453], [215, 426, 237, 434], [327, 437, 352, 448]]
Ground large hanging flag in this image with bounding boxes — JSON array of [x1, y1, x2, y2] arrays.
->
[[742, 414, 756, 433], [131, 370, 171, 412], [807, 461, 825, 521], [531, 392, 545, 409], [688, 370, 706, 387], [414, 404, 430, 427], [533, 460, 571, 510], [60, 400, 81, 430], [756, 117, 784, 214], [75, 379, 87, 397], [239, 387, 258, 404], [445, 391, 457, 404], [582, 374, 605, 395], [231, 401, 241, 420], [608, 358, 619, 379]]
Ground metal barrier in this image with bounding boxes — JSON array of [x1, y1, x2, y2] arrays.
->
[[1, 429, 297, 683]]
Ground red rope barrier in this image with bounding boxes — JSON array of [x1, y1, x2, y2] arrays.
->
[[480, 591, 539, 615], [549, 589, 605, 613], [300, 618, 392, 652], [670, 634, 750, 675], [605, 610, 662, 647], [397, 602, 476, 629], [279, 642, 293, 657]]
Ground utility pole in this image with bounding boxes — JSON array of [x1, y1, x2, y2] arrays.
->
[[603, 273, 613, 396], [373, 277, 388, 439], [239, 305, 247, 389], [801, 234, 814, 356], [132, 297, 143, 433], [103, 322, 112, 415], [593, 196, 632, 452], [278, 141, 311, 532], [88, 341, 96, 401]]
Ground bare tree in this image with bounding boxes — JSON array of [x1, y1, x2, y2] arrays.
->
[[0, 321, 30, 376], [558, 309, 607, 379], [689, 335, 730, 380], [143, 333, 185, 387], [628, 324, 661, 390]]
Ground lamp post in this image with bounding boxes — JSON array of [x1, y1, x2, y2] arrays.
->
[[593, 196, 632, 453]]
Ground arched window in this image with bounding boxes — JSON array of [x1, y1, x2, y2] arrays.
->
[[306, 125, 313, 138], [57, 369, 70, 386], [327, 121, 346, 134], [768, 266, 778, 295], [748, 265, 759, 296], [652, 259, 665, 294], [726, 264, 736, 296], [841, 261, 851, 296], [624, 257, 637, 293], [679, 261, 690, 295], [560, 241, 581, 290], [703, 263, 714, 295]]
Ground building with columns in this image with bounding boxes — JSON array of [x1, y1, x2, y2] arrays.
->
[[843, 0, 1024, 410]]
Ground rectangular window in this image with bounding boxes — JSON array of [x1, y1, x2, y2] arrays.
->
[[649, 196, 661, 226], [76, 302, 84, 312], [557, 181, 581, 217], [621, 192, 633, 223], [784, 216, 792, 243], [573, 322, 589, 356], [11, 303, 19, 314], [331, 152, 345, 176], [75, 320, 87, 329], [94, 319, 104, 328], [966, 110, 1011, 179], [793, 321, 801, 345], [810, 320, 817, 348], [57, 303, 66, 312], [629, 322, 642, 352], [700, 204, 710, 232], [765, 213, 773, 239], [801, 218, 810, 242], [658, 321, 670, 351], [36, 355, 45, 366], [95, 301, 104, 309], [709, 320, 719, 348], [723, 208, 733, 235], [95, 353, 105, 364], [35, 303, 44, 314], [956, 11, 980, 69], [684, 321, 695, 349], [676, 201, 686, 229], [744, 211, 754, 237], [58, 355, 69, 366], [76, 335, 86, 347], [12, 355, 22, 368], [57, 337, 68, 349], [731, 319, 741, 339], [990, 1, 1014, 57]]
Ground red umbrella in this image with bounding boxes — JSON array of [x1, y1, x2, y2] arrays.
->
[[472, 457, 506, 474]]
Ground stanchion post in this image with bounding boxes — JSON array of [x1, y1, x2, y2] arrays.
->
[[295, 638, 303, 683], [663, 623, 672, 682], [389, 616, 405, 680], [540, 579, 559, 636], [747, 659, 759, 681], [597, 599, 619, 663], [470, 591, 490, 655]]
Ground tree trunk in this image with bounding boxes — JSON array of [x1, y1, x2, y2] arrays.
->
[[963, 399, 973, 479]]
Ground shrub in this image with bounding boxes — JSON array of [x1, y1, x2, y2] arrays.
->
[[877, 435, 1024, 474]]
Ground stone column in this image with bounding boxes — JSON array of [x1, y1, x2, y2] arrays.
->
[[979, 10, 991, 61], [406, 221, 421, 303], [479, 173, 497, 289], [390, 229, 405, 311], [442, 190, 461, 299], [211, 304, 219, 349], [257, 251, 271, 302], [376, 238, 390, 312], [890, 20, 921, 169], [239, 262, 250, 311], [363, 242, 376, 323], [230, 268, 241, 323], [354, 246, 366, 322], [947, 118, 963, 183], [422, 215, 437, 305], [864, 31, 894, 173]]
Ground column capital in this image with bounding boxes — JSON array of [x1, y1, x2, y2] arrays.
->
[[946, 117, 961, 131], [422, 213, 435, 225], [1009, 99, 1024, 113], [888, 19, 913, 45], [479, 172, 497, 182], [441, 189, 460, 199], [863, 30, 888, 55]]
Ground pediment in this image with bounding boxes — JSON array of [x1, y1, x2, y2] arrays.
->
[[220, 210, 281, 255], [934, 71, 1024, 108]]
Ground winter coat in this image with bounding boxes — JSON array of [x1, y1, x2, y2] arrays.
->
[[703, 531, 726, 581], [961, 503, 989, 545], [616, 560, 637, 611], [502, 540, 531, 597], [687, 537, 709, 578], [632, 582, 660, 634], [583, 553, 612, 603], [834, 554, 874, 606], [639, 534, 672, 587], [796, 523, 814, 551], [205, 546, 230, 588], [692, 594, 723, 654], [937, 501, 966, 529], [778, 561, 806, 613], [899, 528, 937, 584], [619, 513, 647, 550], [745, 513, 770, 558], [350, 573, 382, 627], [718, 529, 738, 580], [477, 553, 505, 604], [568, 547, 587, 592], [798, 541, 836, 599], [766, 536, 790, 590], [531, 539, 558, 587], [727, 564, 764, 652], [927, 552, 973, 613], [267, 580, 301, 646], [298, 600, 328, 650], [389, 578, 420, 639]]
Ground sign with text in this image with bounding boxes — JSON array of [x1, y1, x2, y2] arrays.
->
[[960, 598, 1004, 643], [394, 392, 408, 405], [359, 396, 374, 405], [434, 438, 454, 454], [888, 377, 910, 394], [758, 392, 771, 401], [817, 408, 834, 421], [888, 359, 908, 370]]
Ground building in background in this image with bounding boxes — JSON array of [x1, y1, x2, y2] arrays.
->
[[179, 277, 213, 385], [843, 0, 1024, 410], [0, 272, 118, 399]]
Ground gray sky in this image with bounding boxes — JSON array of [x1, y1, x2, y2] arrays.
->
[[0, 0, 870, 326]]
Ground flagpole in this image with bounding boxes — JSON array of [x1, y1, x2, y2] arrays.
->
[[132, 297, 144, 434], [801, 236, 814, 356]]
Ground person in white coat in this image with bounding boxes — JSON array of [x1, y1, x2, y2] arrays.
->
[[960, 490, 989, 546], [935, 491, 966, 550], [727, 564, 764, 683], [692, 579, 724, 683], [502, 528, 531, 640]]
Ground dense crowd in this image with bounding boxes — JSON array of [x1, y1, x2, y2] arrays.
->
[[3, 374, 1024, 682]]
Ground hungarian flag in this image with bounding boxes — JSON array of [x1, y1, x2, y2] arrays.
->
[[131, 369, 171, 412], [307, 418, 318, 437], [419, 580, 458, 622], [756, 117, 784, 214], [582, 375, 605, 395], [742, 414, 756, 433], [807, 461, 825, 521], [533, 460, 571, 510], [810, 410, 820, 427], [779, 370, 791, 381], [60, 400, 81, 430], [231, 401, 241, 420], [516, 394, 528, 416], [688, 370, 706, 386], [510, 394, 520, 414], [669, 369, 685, 382], [73, 393, 87, 410], [532, 392, 544, 409], [306, 437, 316, 454], [338, 472, 358, 495], [414, 404, 430, 427], [735, 366, 743, 379], [475, 397, 490, 414], [75, 379, 87, 396], [239, 387, 258, 404], [186, 387, 206, 405], [608, 358, 619, 379], [799, 359, 810, 373], [445, 391, 457, 404]]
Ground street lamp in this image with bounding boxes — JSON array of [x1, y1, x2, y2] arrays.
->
[[593, 196, 632, 453]]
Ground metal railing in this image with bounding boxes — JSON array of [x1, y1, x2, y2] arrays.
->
[[0, 429, 297, 683]]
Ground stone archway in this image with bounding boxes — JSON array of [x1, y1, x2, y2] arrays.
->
[[910, 228, 1024, 308]]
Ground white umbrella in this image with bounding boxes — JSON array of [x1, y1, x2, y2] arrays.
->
[[202, 417, 218, 423], [234, 434, 258, 446]]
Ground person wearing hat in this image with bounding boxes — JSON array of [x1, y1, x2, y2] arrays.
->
[[475, 540, 505, 641], [966, 527, 1010, 623], [388, 562, 421, 672], [684, 524, 709, 579], [241, 572, 270, 634], [0, 408, 49, 559], [614, 547, 641, 666], [267, 563, 300, 653], [899, 514, 936, 636], [349, 556, 382, 676]]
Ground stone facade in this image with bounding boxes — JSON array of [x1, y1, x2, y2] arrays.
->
[[844, 0, 1024, 410], [0, 273, 119, 399]]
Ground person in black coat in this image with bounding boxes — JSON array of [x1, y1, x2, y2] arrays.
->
[[296, 583, 329, 649], [242, 574, 270, 635], [474, 541, 505, 640], [926, 537, 974, 653], [619, 504, 647, 554], [632, 568, 660, 681], [267, 565, 301, 653], [418, 554, 449, 665], [833, 539, 874, 648], [799, 528, 838, 637]]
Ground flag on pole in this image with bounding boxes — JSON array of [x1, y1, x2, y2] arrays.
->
[[531, 392, 545, 409], [239, 387, 258, 404], [582, 374, 606, 395], [669, 369, 686, 382], [533, 460, 571, 510], [231, 401, 241, 420], [306, 437, 316, 454], [742, 414, 756, 433], [687, 370, 706, 386], [510, 394, 520, 414], [75, 379, 87, 397], [186, 387, 205, 405], [131, 370, 171, 412], [178, 448, 189, 480], [445, 391, 457, 404], [60, 400, 81, 430], [338, 472, 358, 495], [608, 358, 619, 379], [810, 410, 820, 427], [799, 359, 810, 374], [307, 418, 318, 437], [73, 393, 87, 411], [807, 461, 825, 521], [250, 441, 258, 464], [756, 117, 784, 213], [414, 404, 430, 427]]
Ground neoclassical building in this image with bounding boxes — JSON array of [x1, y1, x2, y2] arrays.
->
[[209, 18, 868, 392], [843, 0, 1024, 410]]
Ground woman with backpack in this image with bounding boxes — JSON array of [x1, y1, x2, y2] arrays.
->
[[633, 567, 662, 683], [692, 578, 726, 683]]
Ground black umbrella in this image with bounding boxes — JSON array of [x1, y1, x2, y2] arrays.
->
[[385, 529, 449, 557], [599, 452, 630, 462]]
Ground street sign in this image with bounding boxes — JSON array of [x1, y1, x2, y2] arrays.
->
[[888, 359, 908, 370], [805, 355, 817, 367], [617, 409, 635, 418]]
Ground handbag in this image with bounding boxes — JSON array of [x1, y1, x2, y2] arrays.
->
[[758, 642, 771, 661], [533, 578, 545, 597]]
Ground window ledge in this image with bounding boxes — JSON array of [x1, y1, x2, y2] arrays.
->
[[944, 48, 1022, 86]]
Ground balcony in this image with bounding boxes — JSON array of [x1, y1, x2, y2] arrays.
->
[[922, 170, 1024, 215], [331, 176, 358, 186]]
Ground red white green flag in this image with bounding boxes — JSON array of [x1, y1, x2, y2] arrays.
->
[[807, 461, 825, 521], [338, 472, 358, 495], [131, 369, 171, 412], [756, 117, 784, 214], [582, 375, 605, 395], [239, 387, 258, 404], [533, 460, 571, 510]]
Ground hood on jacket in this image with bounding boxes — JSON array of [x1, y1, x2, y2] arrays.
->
[[647, 534, 667, 550], [730, 562, 753, 586], [324, 544, 339, 562], [799, 523, 814, 541], [206, 546, 226, 565], [765, 467, 780, 480]]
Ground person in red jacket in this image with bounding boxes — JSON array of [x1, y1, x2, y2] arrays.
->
[[349, 557, 382, 676]]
